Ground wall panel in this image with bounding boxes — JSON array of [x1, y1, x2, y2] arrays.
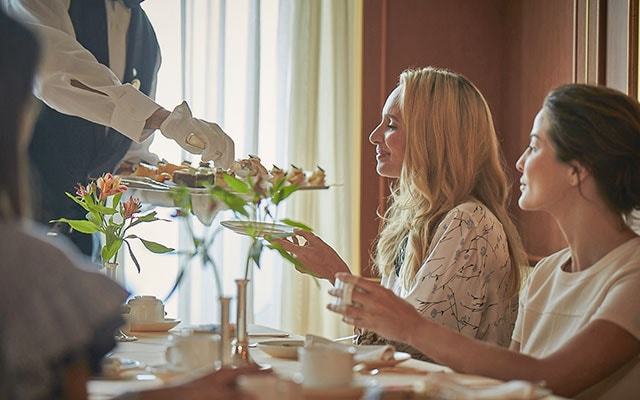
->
[[360, 0, 575, 274]]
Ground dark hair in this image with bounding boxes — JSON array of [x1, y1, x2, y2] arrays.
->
[[0, 10, 40, 220], [543, 84, 640, 220]]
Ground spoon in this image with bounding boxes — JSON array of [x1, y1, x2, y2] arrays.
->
[[332, 334, 357, 342]]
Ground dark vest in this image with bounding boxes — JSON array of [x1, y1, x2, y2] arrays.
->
[[29, 0, 160, 256]]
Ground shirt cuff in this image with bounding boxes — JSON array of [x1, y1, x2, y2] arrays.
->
[[110, 84, 161, 142]]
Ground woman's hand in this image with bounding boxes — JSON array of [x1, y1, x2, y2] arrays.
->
[[271, 230, 351, 282], [327, 272, 426, 345]]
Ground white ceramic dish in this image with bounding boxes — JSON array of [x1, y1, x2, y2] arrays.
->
[[129, 318, 181, 332], [221, 220, 296, 238], [257, 339, 305, 359]]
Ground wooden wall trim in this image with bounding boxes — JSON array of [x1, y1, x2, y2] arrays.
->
[[628, 0, 639, 97], [360, 0, 388, 277], [574, 0, 608, 84]]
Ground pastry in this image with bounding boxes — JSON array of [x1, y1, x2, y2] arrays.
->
[[286, 164, 306, 186], [215, 168, 231, 189], [269, 165, 286, 185], [157, 160, 185, 175], [134, 162, 157, 178], [230, 155, 269, 179], [307, 166, 326, 186], [172, 162, 215, 188]]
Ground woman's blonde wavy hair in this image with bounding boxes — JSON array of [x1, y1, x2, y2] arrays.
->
[[374, 67, 527, 299]]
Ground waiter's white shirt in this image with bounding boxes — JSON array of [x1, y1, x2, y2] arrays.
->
[[2, 0, 161, 153]]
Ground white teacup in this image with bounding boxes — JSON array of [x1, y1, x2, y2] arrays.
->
[[165, 331, 221, 371], [334, 278, 354, 306], [127, 295, 165, 323], [298, 345, 355, 388]]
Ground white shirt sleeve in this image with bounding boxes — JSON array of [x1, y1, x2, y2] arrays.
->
[[2, 0, 160, 142]]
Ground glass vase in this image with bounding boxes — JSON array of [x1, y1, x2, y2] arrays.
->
[[231, 278, 255, 366], [219, 296, 232, 366], [104, 262, 137, 342]]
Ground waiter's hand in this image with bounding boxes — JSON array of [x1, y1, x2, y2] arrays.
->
[[159, 101, 235, 168]]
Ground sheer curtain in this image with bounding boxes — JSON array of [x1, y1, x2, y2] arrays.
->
[[124, 0, 360, 338]]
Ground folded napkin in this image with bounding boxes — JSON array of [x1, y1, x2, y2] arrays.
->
[[304, 334, 396, 362], [419, 373, 551, 400]]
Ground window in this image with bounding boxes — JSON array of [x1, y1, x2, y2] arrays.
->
[[122, 0, 287, 329], [120, 0, 359, 339]]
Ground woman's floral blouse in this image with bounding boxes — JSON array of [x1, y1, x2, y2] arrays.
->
[[357, 200, 517, 361]]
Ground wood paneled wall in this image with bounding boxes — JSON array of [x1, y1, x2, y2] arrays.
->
[[359, 0, 575, 275]]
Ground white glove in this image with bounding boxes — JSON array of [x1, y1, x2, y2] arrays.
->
[[160, 101, 235, 168]]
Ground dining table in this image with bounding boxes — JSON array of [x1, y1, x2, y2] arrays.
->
[[89, 324, 568, 400]]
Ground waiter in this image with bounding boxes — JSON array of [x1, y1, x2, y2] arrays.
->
[[2, 0, 234, 258]]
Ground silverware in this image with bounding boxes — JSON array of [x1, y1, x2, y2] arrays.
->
[[332, 334, 357, 342], [355, 364, 431, 376]]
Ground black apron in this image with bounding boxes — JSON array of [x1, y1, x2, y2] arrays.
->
[[28, 0, 160, 257]]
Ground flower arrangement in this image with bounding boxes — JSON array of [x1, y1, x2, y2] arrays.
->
[[52, 173, 174, 269], [212, 169, 313, 279], [169, 157, 318, 286]]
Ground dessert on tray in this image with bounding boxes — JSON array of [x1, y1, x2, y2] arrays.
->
[[117, 156, 327, 189], [172, 161, 215, 188]]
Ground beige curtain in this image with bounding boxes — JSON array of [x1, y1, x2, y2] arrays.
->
[[279, 0, 362, 338]]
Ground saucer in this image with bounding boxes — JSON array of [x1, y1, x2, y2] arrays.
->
[[257, 339, 304, 359], [130, 318, 181, 332]]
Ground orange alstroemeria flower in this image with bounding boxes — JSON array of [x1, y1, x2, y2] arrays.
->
[[75, 181, 96, 198], [97, 173, 127, 200], [75, 183, 89, 197], [123, 197, 142, 219]]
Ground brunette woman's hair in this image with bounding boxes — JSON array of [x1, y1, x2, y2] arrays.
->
[[543, 84, 640, 225]]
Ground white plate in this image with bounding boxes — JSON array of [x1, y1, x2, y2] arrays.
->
[[221, 220, 296, 238], [257, 339, 304, 359], [357, 351, 411, 369], [129, 318, 181, 332]]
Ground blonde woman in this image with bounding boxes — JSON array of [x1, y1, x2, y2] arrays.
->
[[275, 67, 527, 360]]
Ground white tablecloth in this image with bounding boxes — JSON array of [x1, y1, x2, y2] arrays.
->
[[89, 325, 566, 400]]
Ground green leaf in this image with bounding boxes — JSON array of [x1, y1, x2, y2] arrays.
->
[[113, 192, 123, 207], [50, 218, 100, 234], [65, 192, 90, 211], [139, 238, 175, 254], [273, 183, 299, 205], [211, 187, 250, 217], [102, 237, 123, 264], [164, 268, 186, 302], [125, 240, 142, 273], [90, 203, 117, 216], [269, 176, 287, 194], [280, 219, 312, 231], [267, 242, 319, 286], [224, 174, 251, 194], [170, 186, 193, 212], [248, 239, 264, 269], [128, 211, 161, 228]]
